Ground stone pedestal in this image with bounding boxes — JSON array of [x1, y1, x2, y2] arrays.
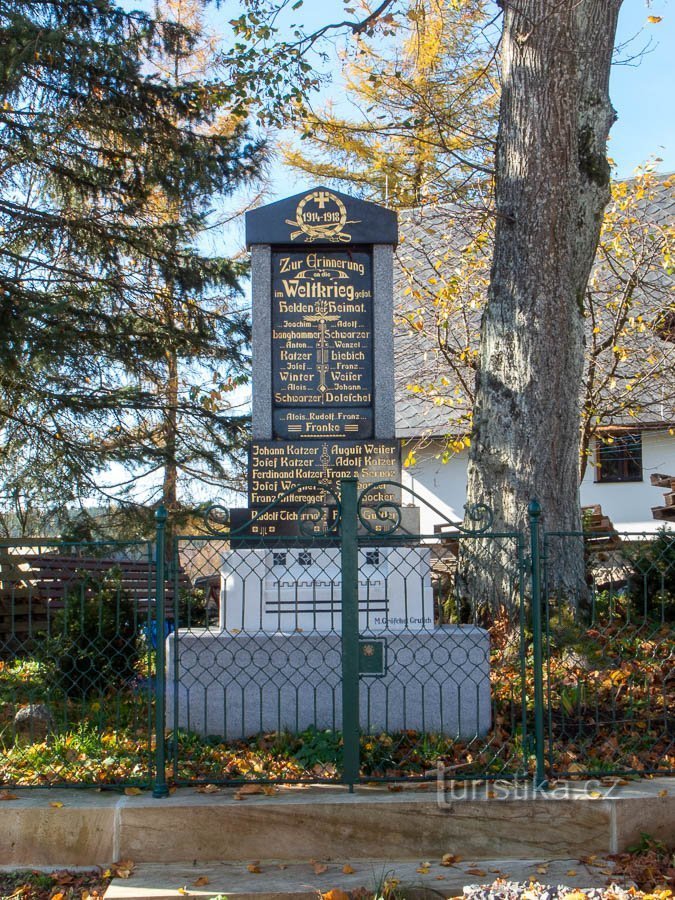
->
[[167, 545, 492, 740], [166, 626, 491, 739]]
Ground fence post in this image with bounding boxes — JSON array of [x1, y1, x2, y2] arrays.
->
[[340, 477, 360, 791], [528, 499, 547, 791], [152, 505, 169, 799]]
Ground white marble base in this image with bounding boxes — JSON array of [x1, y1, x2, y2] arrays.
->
[[166, 626, 491, 740], [220, 546, 434, 634]]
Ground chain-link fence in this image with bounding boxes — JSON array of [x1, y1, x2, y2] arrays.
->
[[0, 539, 155, 787], [1, 487, 672, 791], [165, 524, 529, 787], [543, 527, 674, 779]]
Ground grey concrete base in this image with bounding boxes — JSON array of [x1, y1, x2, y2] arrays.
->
[[165, 625, 490, 739], [104, 856, 622, 900]]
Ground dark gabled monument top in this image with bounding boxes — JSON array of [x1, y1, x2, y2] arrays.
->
[[245, 185, 401, 536], [246, 187, 398, 247]]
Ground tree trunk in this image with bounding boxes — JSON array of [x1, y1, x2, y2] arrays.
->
[[460, 0, 622, 612]]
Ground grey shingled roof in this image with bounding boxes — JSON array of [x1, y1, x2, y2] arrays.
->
[[394, 176, 675, 439]]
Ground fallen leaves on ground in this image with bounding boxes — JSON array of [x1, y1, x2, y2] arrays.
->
[[610, 838, 675, 891], [192, 875, 210, 887], [234, 783, 277, 800], [0, 603, 672, 788], [110, 860, 134, 879], [0, 869, 110, 899]]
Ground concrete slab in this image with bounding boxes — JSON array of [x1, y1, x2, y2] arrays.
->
[[613, 785, 673, 850], [118, 790, 612, 862], [104, 856, 624, 900], [0, 778, 672, 869], [0, 791, 117, 867]]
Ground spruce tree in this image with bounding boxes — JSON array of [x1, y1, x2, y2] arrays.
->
[[0, 0, 264, 529]]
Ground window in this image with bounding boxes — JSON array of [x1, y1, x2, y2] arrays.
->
[[596, 433, 642, 483]]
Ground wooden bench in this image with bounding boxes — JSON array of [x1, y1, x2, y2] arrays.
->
[[0, 552, 191, 645]]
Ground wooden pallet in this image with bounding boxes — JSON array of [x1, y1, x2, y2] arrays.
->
[[582, 504, 622, 549], [650, 473, 675, 521]]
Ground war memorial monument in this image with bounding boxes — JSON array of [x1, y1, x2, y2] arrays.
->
[[167, 188, 490, 740]]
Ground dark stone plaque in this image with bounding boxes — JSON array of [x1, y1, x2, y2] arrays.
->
[[232, 499, 419, 542], [273, 408, 373, 440], [249, 440, 400, 508], [271, 249, 372, 409], [246, 186, 398, 247], [231, 507, 337, 541], [245, 187, 402, 544]]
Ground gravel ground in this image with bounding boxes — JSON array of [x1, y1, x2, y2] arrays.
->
[[463, 882, 660, 900]]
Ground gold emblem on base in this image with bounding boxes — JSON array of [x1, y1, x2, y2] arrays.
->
[[286, 190, 360, 243]]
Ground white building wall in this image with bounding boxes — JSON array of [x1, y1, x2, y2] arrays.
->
[[403, 430, 675, 533], [402, 449, 469, 535], [580, 431, 675, 531]]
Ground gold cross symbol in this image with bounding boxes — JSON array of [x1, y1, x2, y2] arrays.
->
[[313, 191, 331, 209]]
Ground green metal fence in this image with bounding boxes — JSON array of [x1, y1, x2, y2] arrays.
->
[[542, 526, 674, 779], [0, 538, 155, 787], [164, 479, 529, 789], [0, 481, 672, 791]]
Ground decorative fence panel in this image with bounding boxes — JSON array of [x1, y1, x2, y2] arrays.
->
[[0, 485, 672, 792], [162, 479, 530, 789]]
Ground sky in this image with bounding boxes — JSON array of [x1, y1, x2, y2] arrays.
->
[[262, 0, 675, 200], [608, 0, 675, 177]]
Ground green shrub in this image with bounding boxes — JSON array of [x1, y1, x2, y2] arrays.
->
[[627, 529, 675, 620], [41, 570, 140, 698]]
